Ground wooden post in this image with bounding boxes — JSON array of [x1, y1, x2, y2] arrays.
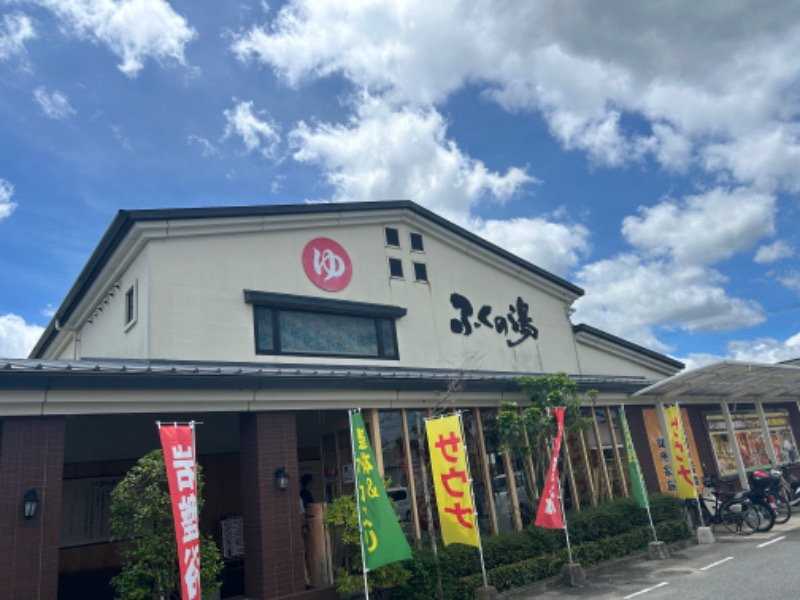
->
[[562, 435, 581, 512], [503, 449, 523, 531], [578, 429, 598, 506], [369, 409, 384, 476], [305, 503, 331, 586], [401, 409, 422, 541], [522, 427, 539, 501], [591, 407, 614, 501], [606, 406, 629, 497], [475, 409, 499, 534]]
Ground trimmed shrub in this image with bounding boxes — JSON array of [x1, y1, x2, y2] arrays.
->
[[459, 518, 691, 598], [395, 494, 690, 600]]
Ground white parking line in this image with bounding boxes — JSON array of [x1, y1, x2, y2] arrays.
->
[[623, 581, 668, 599], [757, 536, 786, 548], [699, 556, 734, 571]]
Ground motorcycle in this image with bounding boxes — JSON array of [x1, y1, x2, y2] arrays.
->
[[747, 469, 785, 529]]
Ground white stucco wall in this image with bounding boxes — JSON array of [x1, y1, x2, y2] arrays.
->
[[46, 209, 676, 381], [137, 217, 581, 373], [76, 249, 150, 359]]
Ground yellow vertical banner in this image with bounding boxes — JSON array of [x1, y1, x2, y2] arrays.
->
[[426, 414, 479, 547], [664, 406, 697, 499]]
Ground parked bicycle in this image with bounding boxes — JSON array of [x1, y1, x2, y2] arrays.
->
[[682, 475, 761, 535], [773, 462, 800, 508], [745, 470, 780, 531]]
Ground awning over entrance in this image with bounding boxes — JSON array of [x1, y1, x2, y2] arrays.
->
[[633, 360, 800, 402], [633, 360, 800, 489]]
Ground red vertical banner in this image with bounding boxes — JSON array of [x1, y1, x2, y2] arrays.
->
[[535, 408, 566, 529], [159, 424, 201, 599]]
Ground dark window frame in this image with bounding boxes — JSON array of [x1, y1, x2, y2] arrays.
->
[[410, 232, 424, 252], [413, 262, 428, 282], [385, 226, 400, 247], [388, 257, 404, 279], [245, 290, 404, 360], [124, 282, 137, 331]]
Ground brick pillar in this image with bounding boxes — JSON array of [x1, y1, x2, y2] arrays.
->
[[0, 417, 65, 600], [240, 412, 305, 599]]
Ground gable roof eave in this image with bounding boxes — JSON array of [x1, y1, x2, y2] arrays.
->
[[31, 200, 584, 359]]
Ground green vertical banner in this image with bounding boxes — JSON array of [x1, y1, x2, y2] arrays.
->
[[350, 411, 412, 570], [620, 407, 649, 509]]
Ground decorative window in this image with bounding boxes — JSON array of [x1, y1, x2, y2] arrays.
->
[[385, 227, 400, 247], [124, 281, 137, 331], [389, 257, 404, 278], [410, 232, 424, 252], [413, 262, 428, 282], [246, 291, 404, 359]]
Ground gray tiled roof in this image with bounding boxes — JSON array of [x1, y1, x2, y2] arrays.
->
[[0, 358, 657, 394]]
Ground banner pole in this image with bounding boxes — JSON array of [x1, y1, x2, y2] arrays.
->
[[349, 409, 370, 600], [455, 411, 489, 588], [676, 402, 704, 521], [557, 429, 574, 565], [620, 407, 658, 542]]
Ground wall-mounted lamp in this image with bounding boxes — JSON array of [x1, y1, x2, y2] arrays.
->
[[274, 468, 289, 491], [23, 488, 38, 519]]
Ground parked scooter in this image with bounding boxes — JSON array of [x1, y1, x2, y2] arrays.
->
[[747, 469, 782, 530]]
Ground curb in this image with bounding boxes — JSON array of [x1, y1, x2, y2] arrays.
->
[[499, 538, 696, 599]]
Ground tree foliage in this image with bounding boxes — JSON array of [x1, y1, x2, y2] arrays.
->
[[323, 490, 410, 597], [110, 449, 223, 599], [497, 372, 597, 458]]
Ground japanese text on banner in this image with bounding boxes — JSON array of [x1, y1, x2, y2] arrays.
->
[[535, 408, 565, 529], [664, 406, 698, 500], [159, 425, 201, 600], [426, 414, 479, 547], [619, 407, 649, 509], [350, 412, 412, 569]]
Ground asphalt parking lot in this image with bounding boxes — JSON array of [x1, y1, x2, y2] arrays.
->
[[498, 519, 800, 599]]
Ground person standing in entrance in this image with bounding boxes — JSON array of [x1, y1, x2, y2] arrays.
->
[[300, 474, 315, 508], [299, 474, 315, 587]]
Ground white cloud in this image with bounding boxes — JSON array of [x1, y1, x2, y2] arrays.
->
[[230, 1, 800, 355], [754, 240, 793, 264], [680, 332, 800, 370], [0, 178, 17, 221], [724, 333, 800, 364], [470, 217, 590, 277], [223, 100, 281, 159], [779, 271, 800, 295], [36, 0, 197, 77], [33, 87, 76, 119], [187, 135, 219, 157], [231, 1, 800, 189], [573, 254, 765, 352], [0, 314, 44, 358], [289, 97, 535, 222], [622, 187, 776, 266], [0, 12, 36, 62], [702, 126, 800, 193]]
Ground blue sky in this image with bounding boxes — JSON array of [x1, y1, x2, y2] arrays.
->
[[1, 0, 800, 368]]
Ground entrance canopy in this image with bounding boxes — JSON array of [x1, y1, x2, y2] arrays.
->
[[634, 360, 800, 403]]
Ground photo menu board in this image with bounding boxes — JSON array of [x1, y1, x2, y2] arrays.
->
[[704, 409, 798, 477], [60, 476, 120, 547]]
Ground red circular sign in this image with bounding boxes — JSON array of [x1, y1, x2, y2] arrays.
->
[[302, 237, 353, 291]]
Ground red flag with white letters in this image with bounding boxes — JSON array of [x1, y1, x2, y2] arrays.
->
[[535, 408, 566, 529], [159, 424, 201, 599]]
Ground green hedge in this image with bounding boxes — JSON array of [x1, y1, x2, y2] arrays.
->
[[394, 494, 690, 600], [460, 519, 690, 597]]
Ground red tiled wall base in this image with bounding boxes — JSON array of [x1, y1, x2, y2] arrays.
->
[[0, 417, 66, 600], [240, 412, 306, 599]]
